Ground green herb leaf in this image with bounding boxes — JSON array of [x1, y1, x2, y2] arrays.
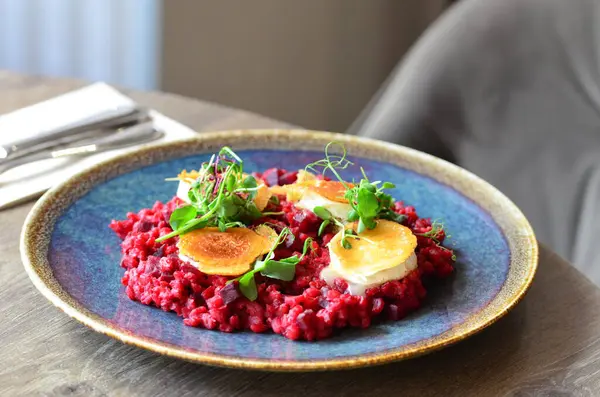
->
[[313, 206, 332, 220], [187, 189, 197, 203], [157, 146, 266, 242], [260, 259, 297, 281], [234, 230, 309, 294], [242, 175, 259, 199], [357, 218, 367, 234], [340, 228, 356, 249], [269, 195, 280, 205], [169, 206, 197, 230], [300, 237, 315, 258], [364, 217, 377, 229], [253, 259, 267, 272], [357, 189, 379, 218], [361, 181, 377, 193], [261, 236, 314, 280], [275, 256, 302, 265], [342, 238, 352, 249], [218, 196, 241, 218], [220, 146, 243, 164], [318, 219, 330, 236], [347, 209, 359, 221], [181, 217, 208, 231], [242, 201, 263, 221], [303, 142, 410, 250], [378, 193, 393, 209], [225, 173, 236, 192], [380, 210, 407, 224], [242, 175, 258, 188], [356, 217, 377, 234], [238, 272, 258, 301]]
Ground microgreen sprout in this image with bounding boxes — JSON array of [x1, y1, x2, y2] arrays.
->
[[313, 206, 378, 249], [305, 141, 354, 189], [230, 228, 315, 301], [417, 220, 445, 241], [306, 142, 407, 246], [313, 205, 356, 249], [156, 146, 264, 242], [261, 211, 285, 216], [415, 220, 457, 261]]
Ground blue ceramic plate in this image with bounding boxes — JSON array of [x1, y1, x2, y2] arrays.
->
[[21, 130, 537, 371]]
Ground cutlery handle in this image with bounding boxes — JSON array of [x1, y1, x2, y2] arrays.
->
[[0, 105, 148, 161], [52, 121, 161, 157], [0, 122, 163, 175]]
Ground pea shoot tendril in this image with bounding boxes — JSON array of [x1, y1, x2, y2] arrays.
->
[[155, 142, 454, 301], [306, 142, 407, 249], [230, 228, 315, 301], [155, 146, 263, 242]]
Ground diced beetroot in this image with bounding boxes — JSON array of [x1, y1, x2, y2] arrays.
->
[[261, 168, 280, 187], [109, 176, 455, 341]]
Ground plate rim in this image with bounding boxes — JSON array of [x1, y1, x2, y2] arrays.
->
[[20, 129, 538, 371]]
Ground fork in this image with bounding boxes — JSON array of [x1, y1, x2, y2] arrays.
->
[[0, 105, 149, 163], [0, 121, 163, 175]]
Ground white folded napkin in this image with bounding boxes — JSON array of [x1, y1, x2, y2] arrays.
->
[[0, 83, 197, 209]]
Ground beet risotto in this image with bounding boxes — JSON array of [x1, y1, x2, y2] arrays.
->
[[110, 145, 455, 341]]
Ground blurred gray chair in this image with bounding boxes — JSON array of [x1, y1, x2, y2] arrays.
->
[[350, 0, 600, 284]]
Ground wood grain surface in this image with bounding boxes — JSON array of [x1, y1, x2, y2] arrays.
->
[[1, 71, 599, 397]]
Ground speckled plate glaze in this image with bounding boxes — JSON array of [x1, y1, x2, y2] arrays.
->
[[21, 130, 537, 371]]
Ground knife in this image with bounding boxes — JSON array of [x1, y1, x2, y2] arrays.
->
[[0, 105, 150, 163], [0, 121, 163, 175]]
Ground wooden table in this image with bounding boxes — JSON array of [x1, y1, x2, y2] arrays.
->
[[1, 71, 600, 396]]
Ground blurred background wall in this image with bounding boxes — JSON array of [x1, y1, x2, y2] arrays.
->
[[162, 1, 448, 131], [0, 0, 449, 131]]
